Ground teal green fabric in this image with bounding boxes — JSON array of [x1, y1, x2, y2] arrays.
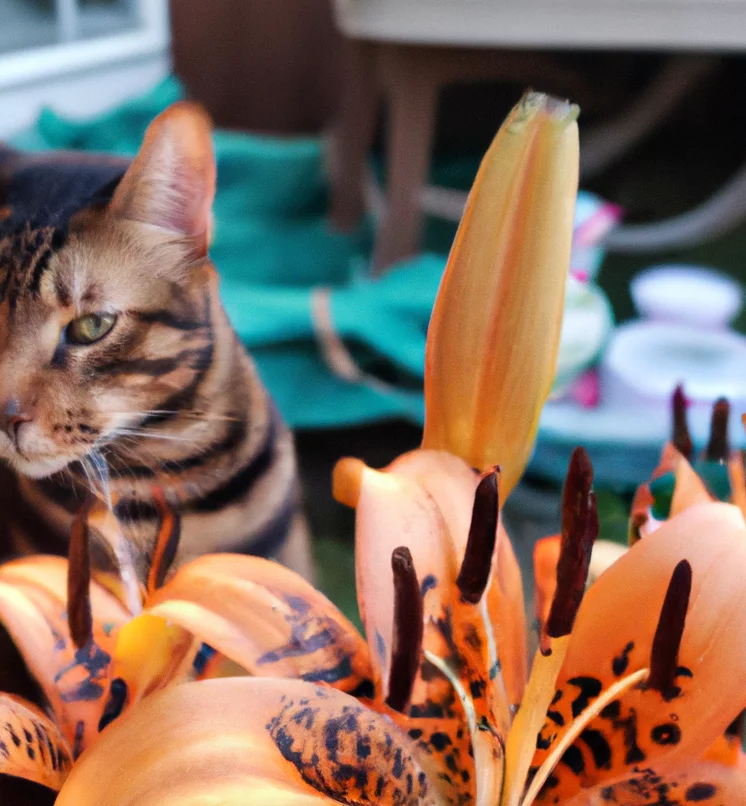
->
[[9, 76, 608, 434]]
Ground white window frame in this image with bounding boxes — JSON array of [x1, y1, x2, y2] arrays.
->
[[0, 0, 170, 92]]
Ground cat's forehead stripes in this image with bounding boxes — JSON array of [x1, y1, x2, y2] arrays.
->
[[0, 155, 126, 308], [0, 158, 125, 234]]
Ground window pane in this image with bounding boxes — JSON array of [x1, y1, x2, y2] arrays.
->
[[0, 0, 59, 55], [78, 0, 139, 41], [0, 0, 141, 55]]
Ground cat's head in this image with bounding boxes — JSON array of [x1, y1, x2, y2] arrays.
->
[[0, 102, 217, 478]]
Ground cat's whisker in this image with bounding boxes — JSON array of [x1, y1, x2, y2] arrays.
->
[[106, 410, 244, 423], [113, 428, 199, 444], [88, 449, 113, 512]]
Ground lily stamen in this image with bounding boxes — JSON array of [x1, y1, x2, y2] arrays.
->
[[386, 547, 423, 713], [546, 447, 597, 643], [457, 469, 500, 604], [647, 559, 693, 698], [67, 497, 94, 649], [502, 449, 599, 806], [672, 384, 694, 460], [705, 397, 730, 462]]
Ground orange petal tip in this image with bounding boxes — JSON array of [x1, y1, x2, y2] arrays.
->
[[332, 457, 366, 508]]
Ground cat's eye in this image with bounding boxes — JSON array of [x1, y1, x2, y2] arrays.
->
[[65, 312, 117, 345]]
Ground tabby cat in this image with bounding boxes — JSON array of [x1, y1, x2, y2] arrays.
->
[[0, 103, 312, 581]]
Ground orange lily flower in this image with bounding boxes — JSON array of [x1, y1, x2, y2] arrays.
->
[[46, 92, 746, 805], [0, 484, 375, 800], [49, 457, 746, 805], [0, 508, 129, 796], [0, 492, 212, 800]]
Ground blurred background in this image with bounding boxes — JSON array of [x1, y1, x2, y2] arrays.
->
[[2, 0, 746, 614]]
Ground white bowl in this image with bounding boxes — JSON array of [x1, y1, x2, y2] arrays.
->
[[601, 321, 746, 411], [631, 265, 743, 329]]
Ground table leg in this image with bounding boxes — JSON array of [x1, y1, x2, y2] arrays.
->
[[373, 48, 439, 273], [329, 39, 378, 232]]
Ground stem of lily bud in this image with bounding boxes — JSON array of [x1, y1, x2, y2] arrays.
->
[[518, 667, 649, 806]]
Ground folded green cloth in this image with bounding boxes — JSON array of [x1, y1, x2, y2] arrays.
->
[[10, 76, 614, 431]]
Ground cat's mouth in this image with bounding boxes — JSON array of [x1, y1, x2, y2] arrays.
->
[[5, 449, 77, 479], [0, 429, 81, 479]]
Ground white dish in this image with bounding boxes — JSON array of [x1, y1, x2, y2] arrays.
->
[[631, 264, 743, 329], [601, 321, 746, 409]]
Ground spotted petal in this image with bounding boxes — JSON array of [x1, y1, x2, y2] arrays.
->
[[558, 761, 746, 805], [0, 557, 128, 756], [56, 678, 449, 806], [341, 450, 506, 804], [349, 456, 460, 703], [0, 693, 72, 791], [532, 502, 746, 799], [144, 554, 373, 696]]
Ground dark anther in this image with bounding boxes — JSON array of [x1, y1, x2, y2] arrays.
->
[[546, 447, 598, 639], [147, 486, 182, 594], [386, 546, 424, 713], [98, 678, 129, 732], [671, 385, 693, 460], [67, 496, 94, 649], [457, 470, 499, 605], [705, 398, 730, 462], [648, 560, 692, 697], [725, 710, 745, 739]]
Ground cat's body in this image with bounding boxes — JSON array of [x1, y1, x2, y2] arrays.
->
[[0, 105, 312, 580]]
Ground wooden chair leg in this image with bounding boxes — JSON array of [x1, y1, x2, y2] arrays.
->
[[329, 39, 378, 232], [373, 49, 439, 274]]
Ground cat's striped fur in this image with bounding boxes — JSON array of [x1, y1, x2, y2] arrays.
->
[[0, 104, 312, 581]]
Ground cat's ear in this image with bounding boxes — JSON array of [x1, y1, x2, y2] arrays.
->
[[109, 102, 216, 256]]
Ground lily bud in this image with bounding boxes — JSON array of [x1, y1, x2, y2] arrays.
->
[[422, 92, 579, 496]]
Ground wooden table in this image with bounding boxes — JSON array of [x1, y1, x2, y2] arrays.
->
[[330, 0, 746, 271]]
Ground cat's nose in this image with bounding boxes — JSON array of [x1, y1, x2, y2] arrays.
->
[[0, 399, 32, 444]]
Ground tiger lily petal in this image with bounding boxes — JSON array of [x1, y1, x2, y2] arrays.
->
[[141, 553, 374, 697], [55, 677, 448, 806], [0, 553, 129, 762], [530, 501, 746, 802], [553, 761, 746, 806], [33, 448, 746, 806], [0, 693, 72, 792], [104, 492, 374, 715], [422, 91, 579, 495]]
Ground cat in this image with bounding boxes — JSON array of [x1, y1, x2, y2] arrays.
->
[[0, 102, 313, 583]]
